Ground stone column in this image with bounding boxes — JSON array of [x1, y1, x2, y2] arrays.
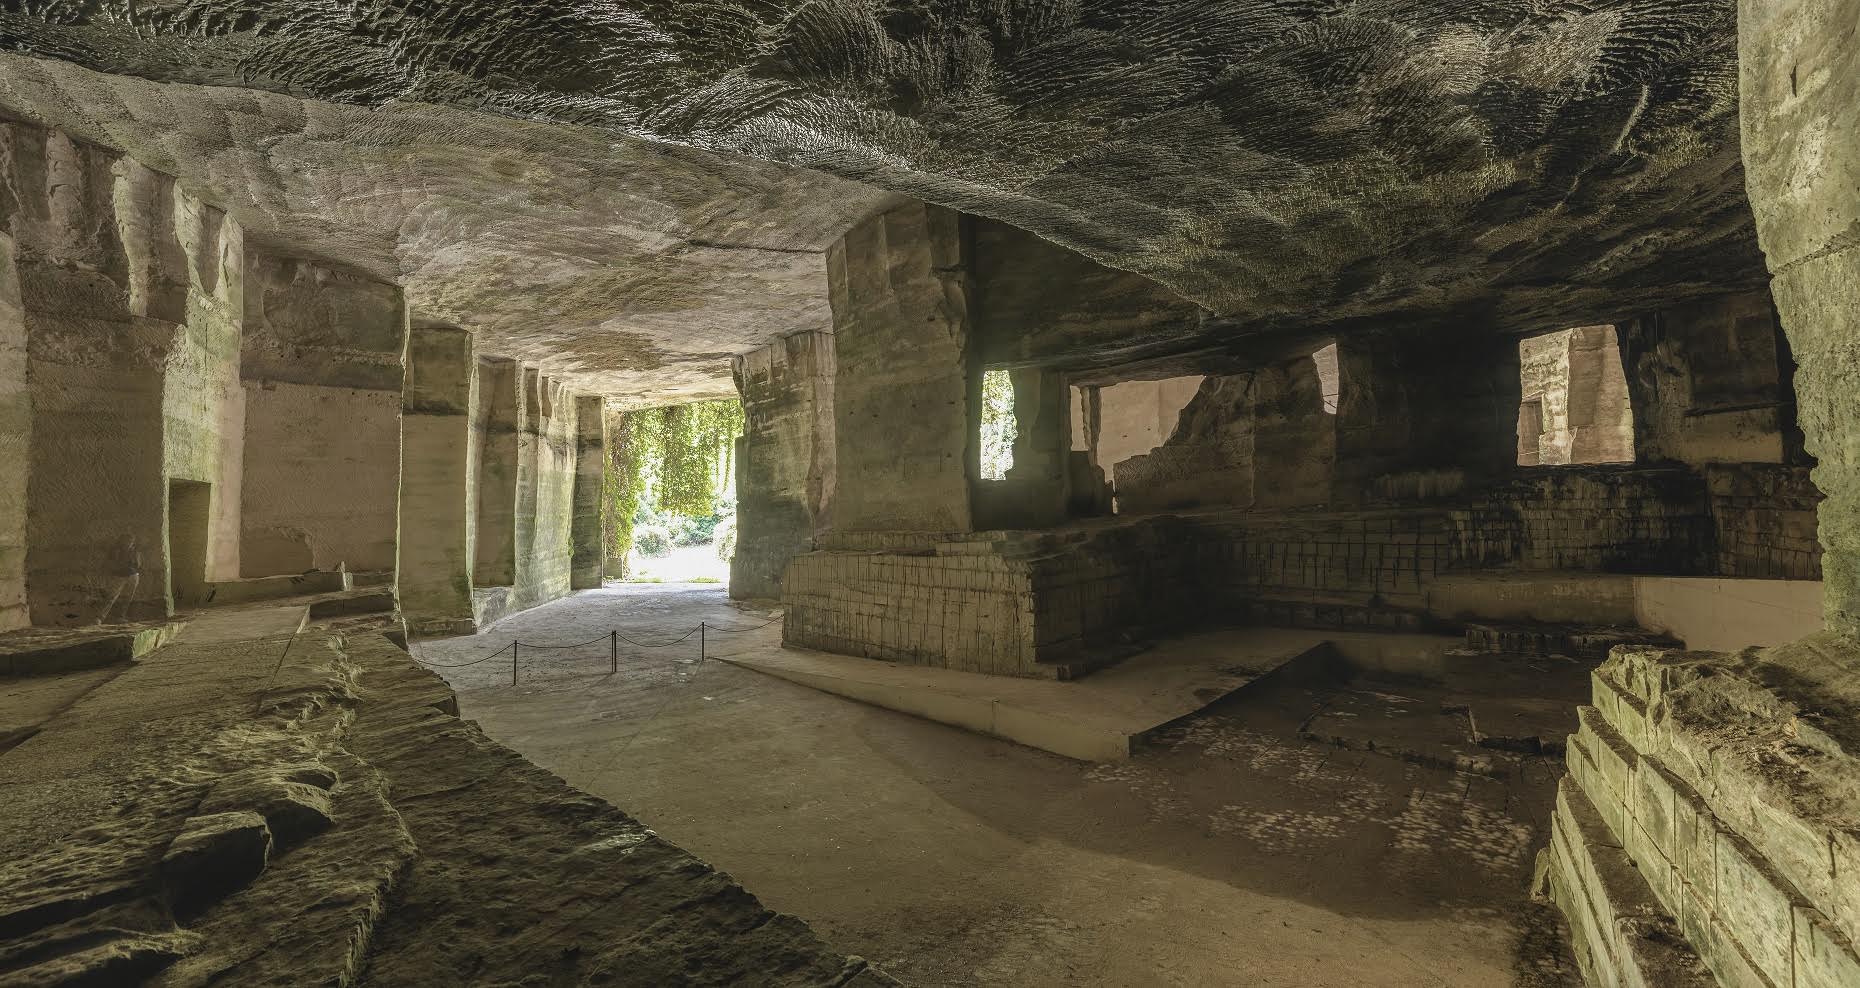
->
[[240, 249, 406, 577], [514, 367, 541, 595], [0, 228, 25, 631], [512, 372, 576, 609], [731, 332, 836, 599], [473, 356, 520, 586], [397, 324, 476, 634], [1740, 0, 1860, 634], [570, 394, 606, 590], [1333, 329, 1521, 500], [826, 202, 976, 533], [995, 366, 1071, 527]]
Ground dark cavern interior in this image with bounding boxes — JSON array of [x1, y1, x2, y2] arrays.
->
[[0, 2, 1857, 986]]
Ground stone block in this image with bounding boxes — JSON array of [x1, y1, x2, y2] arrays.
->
[[1592, 669, 1650, 751], [1748, 794, 1840, 925], [161, 810, 272, 917], [1834, 829, 1860, 947], [1632, 756, 1681, 861], [1696, 910, 1780, 988], [1673, 787, 1721, 906], [1569, 734, 1630, 844], [1624, 818, 1680, 915], [199, 765, 336, 848], [1615, 914, 1718, 988], [1795, 905, 1860, 988], [1579, 705, 1638, 808], [1714, 832, 1802, 987]]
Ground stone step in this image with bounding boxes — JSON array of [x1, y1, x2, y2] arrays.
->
[[1236, 594, 1430, 634], [0, 621, 181, 677], [1463, 622, 1678, 659]]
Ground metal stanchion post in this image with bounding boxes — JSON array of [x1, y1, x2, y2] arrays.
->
[[511, 641, 518, 686], [699, 622, 706, 664], [611, 630, 618, 674]]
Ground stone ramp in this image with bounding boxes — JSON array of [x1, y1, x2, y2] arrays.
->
[[717, 628, 1333, 761]]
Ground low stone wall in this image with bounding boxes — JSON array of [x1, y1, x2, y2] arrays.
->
[[1706, 465, 1822, 579], [786, 464, 1823, 675], [783, 537, 1038, 676], [783, 521, 1192, 678], [1540, 638, 1860, 988]]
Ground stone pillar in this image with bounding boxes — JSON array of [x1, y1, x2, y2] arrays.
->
[[514, 367, 541, 594], [240, 249, 406, 577], [1740, 0, 1860, 634], [1250, 353, 1336, 506], [1334, 329, 1521, 500], [0, 228, 24, 631], [511, 371, 576, 610], [397, 324, 476, 634], [731, 332, 836, 598], [570, 394, 606, 590], [826, 202, 976, 533], [994, 366, 1071, 527], [473, 356, 520, 586]]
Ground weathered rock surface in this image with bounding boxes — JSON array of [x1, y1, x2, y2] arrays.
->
[[0, 1, 1764, 400], [1541, 635, 1860, 988], [0, 628, 891, 986]]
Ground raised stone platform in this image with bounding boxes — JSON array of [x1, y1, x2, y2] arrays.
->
[[0, 621, 182, 676], [0, 621, 890, 984], [720, 627, 1332, 760], [201, 569, 349, 606]]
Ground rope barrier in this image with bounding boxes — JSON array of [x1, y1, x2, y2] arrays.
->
[[410, 611, 784, 687], [702, 615, 782, 634], [616, 626, 700, 648], [513, 634, 614, 650], [409, 642, 513, 669]]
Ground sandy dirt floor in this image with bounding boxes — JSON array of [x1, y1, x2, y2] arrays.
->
[[418, 583, 1581, 988]]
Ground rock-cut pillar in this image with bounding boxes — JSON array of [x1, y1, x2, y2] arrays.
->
[[731, 332, 835, 599], [0, 227, 24, 631], [826, 202, 976, 533], [1740, 0, 1860, 635], [473, 356, 520, 587], [570, 394, 606, 590], [397, 324, 477, 634]]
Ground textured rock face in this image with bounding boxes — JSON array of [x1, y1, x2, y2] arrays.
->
[[0, 2, 1764, 401], [1738, 0, 1860, 636], [1542, 638, 1860, 988], [0, 625, 891, 986]]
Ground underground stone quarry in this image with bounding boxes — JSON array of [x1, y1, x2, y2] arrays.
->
[[0, 1, 1856, 985]]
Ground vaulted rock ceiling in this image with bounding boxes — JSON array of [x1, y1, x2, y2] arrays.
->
[[0, 1, 1763, 403]]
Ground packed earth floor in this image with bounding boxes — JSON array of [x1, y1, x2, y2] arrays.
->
[[419, 583, 1585, 988]]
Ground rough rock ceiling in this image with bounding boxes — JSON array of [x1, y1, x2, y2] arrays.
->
[[0, 55, 893, 406], [0, 1, 1764, 399]]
